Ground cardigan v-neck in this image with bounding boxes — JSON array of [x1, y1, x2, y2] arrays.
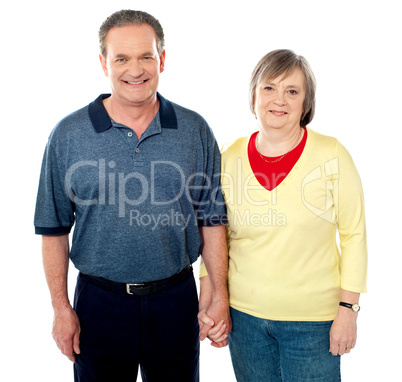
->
[[248, 128, 307, 191]]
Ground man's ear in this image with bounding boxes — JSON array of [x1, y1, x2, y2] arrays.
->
[[159, 50, 166, 73], [99, 54, 109, 77]]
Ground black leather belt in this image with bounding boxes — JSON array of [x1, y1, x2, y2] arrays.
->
[[83, 266, 192, 296]]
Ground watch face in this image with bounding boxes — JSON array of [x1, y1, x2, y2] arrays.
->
[[352, 304, 360, 312]]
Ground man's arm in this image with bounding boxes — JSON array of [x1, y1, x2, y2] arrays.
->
[[199, 273, 229, 347], [42, 234, 81, 362], [199, 225, 231, 345]]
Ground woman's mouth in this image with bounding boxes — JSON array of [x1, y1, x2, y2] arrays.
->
[[269, 110, 287, 116]]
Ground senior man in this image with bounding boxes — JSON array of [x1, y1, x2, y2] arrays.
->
[[34, 10, 230, 381]]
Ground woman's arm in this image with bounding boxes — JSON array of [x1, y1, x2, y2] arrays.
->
[[329, 289, 360, 356]]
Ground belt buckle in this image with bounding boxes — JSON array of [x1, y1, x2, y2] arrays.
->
[[126, 283, 146, 295]]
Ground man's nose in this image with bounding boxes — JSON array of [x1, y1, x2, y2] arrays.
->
[[128, 60, 145, 77]]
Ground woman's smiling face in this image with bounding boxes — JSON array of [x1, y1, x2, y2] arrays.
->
[[254, 68, 306, 132]]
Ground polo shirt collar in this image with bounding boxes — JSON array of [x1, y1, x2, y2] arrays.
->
[[88, 93, 178, 133]]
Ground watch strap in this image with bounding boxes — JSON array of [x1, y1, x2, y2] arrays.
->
[[339, 302, 360, 312]]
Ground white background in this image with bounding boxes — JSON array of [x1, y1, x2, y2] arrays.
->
[[1, 0, 400, 380]]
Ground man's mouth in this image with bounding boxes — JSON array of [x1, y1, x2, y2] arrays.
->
[[123, 79, 148, 85]]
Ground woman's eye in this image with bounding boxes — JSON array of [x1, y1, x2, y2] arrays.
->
[[289, 90, 298, 95], [264, 86, 273, 91]]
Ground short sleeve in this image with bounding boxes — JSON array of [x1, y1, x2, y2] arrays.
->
[[34, 136, 75, 235]]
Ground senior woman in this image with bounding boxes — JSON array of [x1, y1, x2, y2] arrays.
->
[[199, 49, 367, 381]]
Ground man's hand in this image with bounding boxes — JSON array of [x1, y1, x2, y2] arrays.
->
[[52, 305, 81, 362], [198, 225, 231, 347], [42, 235, 80, 362], [198, 273, 231, 347]]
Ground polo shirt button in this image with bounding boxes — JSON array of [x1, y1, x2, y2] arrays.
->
[[128, 132, 133, 137], [135, 148, 140, 153]]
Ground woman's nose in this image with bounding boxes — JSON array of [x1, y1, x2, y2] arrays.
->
[[274, 92, 286, 105]]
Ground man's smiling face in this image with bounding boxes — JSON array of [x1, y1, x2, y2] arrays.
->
[[100, 23, 165, 108]]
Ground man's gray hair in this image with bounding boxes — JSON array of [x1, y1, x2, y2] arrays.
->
[[99, 10, 165, 57]]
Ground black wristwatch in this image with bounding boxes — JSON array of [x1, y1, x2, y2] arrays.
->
[[339, 302, 360, 312]]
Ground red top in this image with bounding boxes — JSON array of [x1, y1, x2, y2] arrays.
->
[[247, 128, 307, 191]]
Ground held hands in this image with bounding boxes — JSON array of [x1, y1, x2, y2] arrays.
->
[[198, 302, 231, 348], [52, 305, 81, 362]]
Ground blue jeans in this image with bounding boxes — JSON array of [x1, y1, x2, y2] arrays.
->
[[229, 308, 341, 382], [73, 271, 200, 381]]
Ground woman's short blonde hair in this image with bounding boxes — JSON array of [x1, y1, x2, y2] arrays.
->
[[249, 49, 316, 126]]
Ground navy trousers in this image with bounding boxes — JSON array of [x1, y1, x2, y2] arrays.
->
[[73, 270, 200, 382]]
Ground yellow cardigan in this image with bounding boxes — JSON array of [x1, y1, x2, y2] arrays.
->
[[201, 128, 367, 321]]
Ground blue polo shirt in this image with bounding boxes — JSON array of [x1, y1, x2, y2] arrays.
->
[[34, 93, 227, 283]]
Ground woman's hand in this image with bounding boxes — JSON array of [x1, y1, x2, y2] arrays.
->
[[329, 290, 360, 356], [329, 308, 357, 355]]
